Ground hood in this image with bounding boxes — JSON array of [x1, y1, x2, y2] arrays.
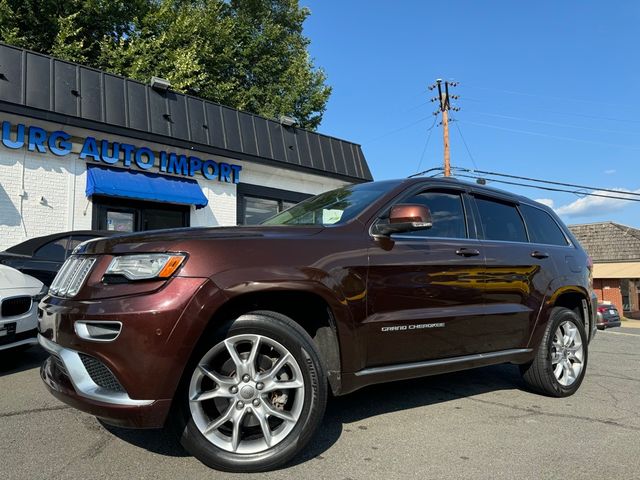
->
[[0, 264, 44, 293], [76, 225, 326, 255]]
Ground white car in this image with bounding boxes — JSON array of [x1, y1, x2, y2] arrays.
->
[[0, 264, 46, 352]]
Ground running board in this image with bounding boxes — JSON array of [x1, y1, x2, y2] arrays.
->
[[354, 348, 533, 377]]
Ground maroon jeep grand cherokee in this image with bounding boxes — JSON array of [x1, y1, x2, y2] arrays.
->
[[38, 178, 597, 472]]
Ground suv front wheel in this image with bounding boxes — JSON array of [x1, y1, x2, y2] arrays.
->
[[173, 311, 327, 472], [520, 306, 588, 397]]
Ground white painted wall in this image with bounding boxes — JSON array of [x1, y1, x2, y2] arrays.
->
[[0, 113, 350, 250]]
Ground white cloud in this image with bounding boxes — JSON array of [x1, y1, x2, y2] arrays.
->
[[554, 189, 640, 218], [604, 169, 616, 174], [535, 198, 554, 208]]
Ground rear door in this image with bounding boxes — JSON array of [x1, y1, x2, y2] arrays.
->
[[471, 195, 561, 351], [365, 186, 488, 367]]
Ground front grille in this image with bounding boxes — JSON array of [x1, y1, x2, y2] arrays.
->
[[1, 296, 32, 317], [49, 256, 96, 297], [79, 353, 124, 392]]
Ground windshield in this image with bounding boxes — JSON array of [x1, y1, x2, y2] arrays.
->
[[262, 180, 402, 226]]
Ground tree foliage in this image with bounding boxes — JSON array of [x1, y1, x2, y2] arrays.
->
[[0, 0, 331, 129]]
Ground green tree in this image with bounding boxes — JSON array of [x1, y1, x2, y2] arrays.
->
[[0, 0, 331, 129]]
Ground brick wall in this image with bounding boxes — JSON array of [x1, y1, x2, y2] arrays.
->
[[593, 278, 624, 313], [0, 112, 349, 250]]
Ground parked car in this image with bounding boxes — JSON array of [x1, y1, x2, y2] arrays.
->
[[596, 303, 622, 329], [0, 230, 116, 286], [0, 265, 46, 352], [37, 177, 597, 472]]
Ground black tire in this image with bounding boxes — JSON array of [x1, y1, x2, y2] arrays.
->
[[520, 306, 588, 397], [172, 311, 327, 472]]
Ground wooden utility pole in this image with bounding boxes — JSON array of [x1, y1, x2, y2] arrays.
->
[[442, 105, 451, 177], [429, 79, 459, 177]]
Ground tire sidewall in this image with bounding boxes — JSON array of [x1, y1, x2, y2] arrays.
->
[[544, 308, 588, 397], [174, 312, 327, 472]]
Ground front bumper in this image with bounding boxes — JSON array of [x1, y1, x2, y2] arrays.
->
[[39, 334, 171, 428], [37, 276, 225, 428]]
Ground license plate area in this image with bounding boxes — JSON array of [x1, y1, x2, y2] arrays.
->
[[0, 322, 17, 345]]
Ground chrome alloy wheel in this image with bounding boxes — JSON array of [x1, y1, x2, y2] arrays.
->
[[188, 334, 305, 454], [550, 321, 584, 387]]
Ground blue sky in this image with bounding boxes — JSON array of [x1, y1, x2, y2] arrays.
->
[[302, 1, 640, 226]]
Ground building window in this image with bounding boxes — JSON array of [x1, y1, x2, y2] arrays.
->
[[244, 196, 282, 225], [237, 183, 311, 225], [92, 196, 190, 232]]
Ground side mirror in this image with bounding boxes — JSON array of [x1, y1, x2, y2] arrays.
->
[[374, 204, 433, 236]]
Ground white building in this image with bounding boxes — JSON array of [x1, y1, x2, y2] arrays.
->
[[0, 43, 371, 251]]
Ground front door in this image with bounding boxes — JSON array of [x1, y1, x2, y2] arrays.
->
[[93, 196, 190, 233], [365, 188, 487, 368]]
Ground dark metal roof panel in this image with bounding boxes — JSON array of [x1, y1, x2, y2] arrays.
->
[[0, 46, 23, 103], [79, 68, 102, 122], [0, 42, 372, 182], [25, 52, 50, 110], [103, 74, 126, 127], [126, 80, 148, 131], [238, 113, 258, 156], [167, 92, 189, 140], [204, 102, 226, 149], [187, 97, 207, 145], [53, 60, 78, 116]]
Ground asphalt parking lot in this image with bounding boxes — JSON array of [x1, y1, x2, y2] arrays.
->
[[2, 329, 639, 480]]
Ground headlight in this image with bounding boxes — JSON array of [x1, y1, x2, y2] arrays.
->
[[105, 254, 186, 281]]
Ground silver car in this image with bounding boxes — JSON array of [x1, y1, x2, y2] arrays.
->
[[0, 265, 46, 352]]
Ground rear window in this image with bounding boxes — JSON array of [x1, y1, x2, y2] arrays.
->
[[475, 197, 527, 243], [520, 204, 568, 246]]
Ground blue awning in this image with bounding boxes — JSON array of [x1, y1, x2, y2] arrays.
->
[[85, 165, 208, 209]]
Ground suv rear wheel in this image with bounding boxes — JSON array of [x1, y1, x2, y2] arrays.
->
[[173, 311, 327, 472], [520, 306, 588, 397]]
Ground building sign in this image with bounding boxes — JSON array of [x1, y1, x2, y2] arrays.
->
[[1, 121, 242, 184]]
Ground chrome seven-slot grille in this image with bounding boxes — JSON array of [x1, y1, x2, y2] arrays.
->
[[49, 256, 97, 297]]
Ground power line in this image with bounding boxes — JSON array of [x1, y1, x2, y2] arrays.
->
[[410, 166, 640, 203], [462, 83, 631, 110], [453, 173, 640, 203], [415, 117, 437, 174], [459, 120, 640, 150], [453, 122, 478, 170], [451, 167, 640, 198], [363, 115, 433, 144], [465, 111, 640, 136]]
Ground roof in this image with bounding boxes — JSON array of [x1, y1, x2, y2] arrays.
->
[[0, 42, 372, 183], [569, 222, 640, 263]]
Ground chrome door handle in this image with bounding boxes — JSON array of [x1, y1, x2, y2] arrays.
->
[[531, 251, 549, 259], [456, 248, 480, 257]]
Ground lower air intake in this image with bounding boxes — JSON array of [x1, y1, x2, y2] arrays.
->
[[79, 353, 125, 392]]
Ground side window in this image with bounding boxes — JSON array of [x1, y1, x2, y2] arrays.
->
[[475, 197, 528, 243], [520, 205, 568, 246], [400, 191, 467, 238], [34, 237, 69, 262]]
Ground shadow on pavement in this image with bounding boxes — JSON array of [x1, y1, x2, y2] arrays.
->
[[101, 363, 527, 465], [99, 420, 189, 458], [290, 363, 526, 466], [0, 345, 47, 377]]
